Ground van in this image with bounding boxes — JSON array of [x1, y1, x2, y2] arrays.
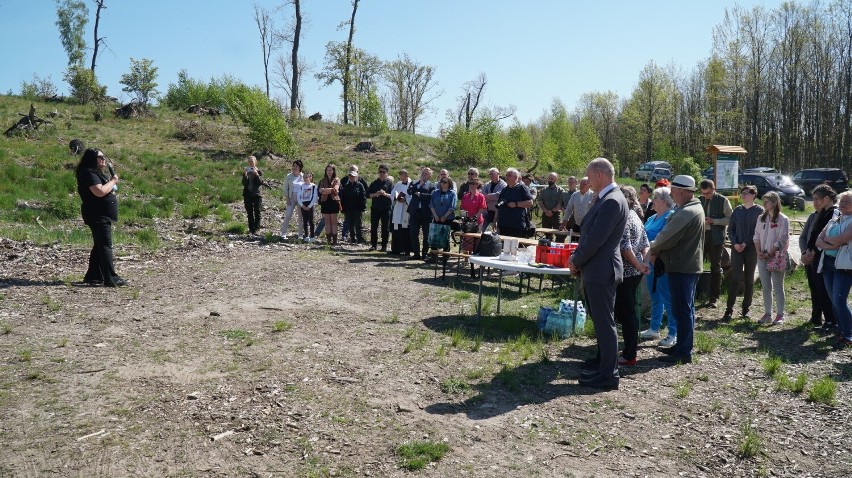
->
[[635, 161, 671, 181]]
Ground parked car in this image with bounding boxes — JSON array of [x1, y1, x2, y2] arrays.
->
[[792, 168, 849, 195], [702, 166, 714, 180], [739, 172, 806, 209], [635, 161, 672, 181], [742, 166, 779, 174], [650, 168, 672, 182]]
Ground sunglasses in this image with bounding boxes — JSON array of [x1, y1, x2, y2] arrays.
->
[[440, 180, 449, 184], [379, 170, 388, 173], [741, 191, 755, 195]]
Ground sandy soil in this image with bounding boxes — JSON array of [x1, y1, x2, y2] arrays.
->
[[0, 233, 850, 478]]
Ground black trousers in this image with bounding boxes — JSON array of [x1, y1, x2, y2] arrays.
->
[[726, 245, 757, 314], [391, 225, 411, 254], [343, 210, 364, 242], [806, 257, 836, 325], [84, 219, 120, 285], [301, 207, 315, 237], [615, 274, 643, 361], [243, 194, 262, 233], [370, 208, 390, 248], [409, 214, 431, 258]]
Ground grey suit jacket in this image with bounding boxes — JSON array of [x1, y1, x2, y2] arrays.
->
[[570, 186, 629, 284]]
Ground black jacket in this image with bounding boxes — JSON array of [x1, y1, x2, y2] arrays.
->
[[340, 178, 367, 212]]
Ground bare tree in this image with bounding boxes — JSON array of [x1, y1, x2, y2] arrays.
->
[[272, 53, 308, 111], [383, 54, 440, 134], [456, 73, 486, 130], [254, 4, 279, 98], [290, 0, 302, 114], [342, 0, 359, 124], [90, 0, 106, 73]]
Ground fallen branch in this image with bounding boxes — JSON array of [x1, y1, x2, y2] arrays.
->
[[77, 429, 106, 441]]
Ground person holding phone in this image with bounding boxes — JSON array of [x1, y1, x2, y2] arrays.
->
[[242, 156, 264, 234], [75, 148, 125, 287]]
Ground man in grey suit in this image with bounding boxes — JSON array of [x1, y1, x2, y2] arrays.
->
[[569, 158, 629, 390]]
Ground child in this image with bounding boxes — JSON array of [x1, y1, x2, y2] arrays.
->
[[299, 172, 318, 241]]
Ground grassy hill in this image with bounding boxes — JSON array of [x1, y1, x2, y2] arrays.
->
[[0, 95, 443, 247]]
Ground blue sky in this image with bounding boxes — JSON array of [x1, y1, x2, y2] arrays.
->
[[1, 0, 781, 135]]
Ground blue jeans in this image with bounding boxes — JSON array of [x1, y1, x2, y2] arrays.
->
[[822, 256, 852, 340], [646, 272, 675, 336], [668, 272, 698, 357]]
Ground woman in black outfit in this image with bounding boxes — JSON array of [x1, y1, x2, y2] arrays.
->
[[76, 148, 126, 287]]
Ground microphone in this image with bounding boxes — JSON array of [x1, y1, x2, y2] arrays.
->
[[106, 161, 118, 192]]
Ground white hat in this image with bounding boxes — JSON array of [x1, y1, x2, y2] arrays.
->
[[349, 170, 358, 177], [670, 175, 697, 191]]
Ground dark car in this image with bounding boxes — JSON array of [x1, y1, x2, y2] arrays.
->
[[742, 167, 779, 174], [792, 168, 849, 195], [739, 172, 806, 210]]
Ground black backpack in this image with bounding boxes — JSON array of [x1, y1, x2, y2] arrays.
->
[[474, 231, 502, 256]]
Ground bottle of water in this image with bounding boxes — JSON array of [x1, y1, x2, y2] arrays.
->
[[107, 163, 118, 192]]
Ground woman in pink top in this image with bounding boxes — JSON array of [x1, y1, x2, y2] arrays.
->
[[753, 192, 790, 325], [460, 180, 487, 277]]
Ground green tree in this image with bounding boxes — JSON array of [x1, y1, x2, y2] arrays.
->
[[358, 86, 387, 133], [55, 0, 88, 66], [224, 83, 296, 156], [119, 58, 159, 106]]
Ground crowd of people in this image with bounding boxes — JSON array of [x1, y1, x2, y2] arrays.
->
[[76, 150, 852, 391]]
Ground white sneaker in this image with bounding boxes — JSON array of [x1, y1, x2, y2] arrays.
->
[[658, 335, 677, 347], [640, 329, 661, 340]]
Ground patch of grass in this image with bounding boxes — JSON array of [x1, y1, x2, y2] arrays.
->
[[272, 320, 292, 332], [0, 321, 11, 335], [133, 227, 161, 248], [225, 222, 248, 234], [808, 376, 837, 405], [220, 329, 251, 340], [693, 331, 718, 354], [762, 355, 784, 378], [25, 369, 43, 381], [673, 380, 691, 399], [18, 348, 32, 362], [395, 440, 449, 471], [57, 337, 68, 347], [403, 327, 428, 353], [737, 421, 762, 459], [382, 313, 399, 324], [448, 327, 466, 347], [40, 295, 60, 312], [775, 372, 807, 394], [464, 367, 488, 380], [470, 334, 482, 352], [439, 377, 470, 395], [495, 364, 521, 391]]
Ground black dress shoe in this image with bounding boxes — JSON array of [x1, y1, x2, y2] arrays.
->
[[578, 373, 619, 390], [85, 280, 104, 286], [658, 346, 678, 355], [659, 354, 692, 364], [580, 368, 601, 379]]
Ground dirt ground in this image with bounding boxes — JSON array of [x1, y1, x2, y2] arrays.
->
[[1, 229, 850, 478]]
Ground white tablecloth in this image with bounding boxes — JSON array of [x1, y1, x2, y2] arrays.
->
[[469, 255, 574, 276]]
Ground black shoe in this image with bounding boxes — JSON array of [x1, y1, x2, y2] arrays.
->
[[721, 309, 733, 322], [820, 322, 838, 334], [832, 338, 852, 349], [658, 346, 678, 355], [706, 300, 718, 309], [369, 246, 377, 251], [105, 278, 127, 288], [742, 309, 751, 319], [808, 318, 823, 327], [380, 246, 387, 252], [578, 373, 619, 390], [84, 279, 104, 286], [424, 256, 436, 264], [579, 368, 601, 379], [411, 255, 422, 260], [659, 354, 692, 364], [581, 357, 601, 371]]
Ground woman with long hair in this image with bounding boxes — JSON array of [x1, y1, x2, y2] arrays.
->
[[75, 148, 125, 287], [753, 192, 789, 325], [318, 163, 341, 245]]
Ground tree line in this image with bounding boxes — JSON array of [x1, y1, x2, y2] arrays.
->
[[21, 1, 852, 175]]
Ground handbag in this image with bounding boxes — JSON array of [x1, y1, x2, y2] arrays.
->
[[766, 250, 790, 272], [836, 243, 852, 270], [427, 222, 450, 249]]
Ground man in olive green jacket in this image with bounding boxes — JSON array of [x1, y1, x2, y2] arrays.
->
[[649, 175, 705, 364]]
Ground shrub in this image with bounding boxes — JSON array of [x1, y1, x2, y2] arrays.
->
[[20, 74, 58, 100], [119, 58, 159, 106], [808, 376, 837, 405], [737, 421, 762, 458], [224, 83, 296, 156], [64, 65, 106, 105]]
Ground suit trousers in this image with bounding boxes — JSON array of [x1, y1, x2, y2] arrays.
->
[[668, 272, 698, 358], [584, 278, 619, 379], [84, 219, 120, 285], [409, 214, 431, 258]]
